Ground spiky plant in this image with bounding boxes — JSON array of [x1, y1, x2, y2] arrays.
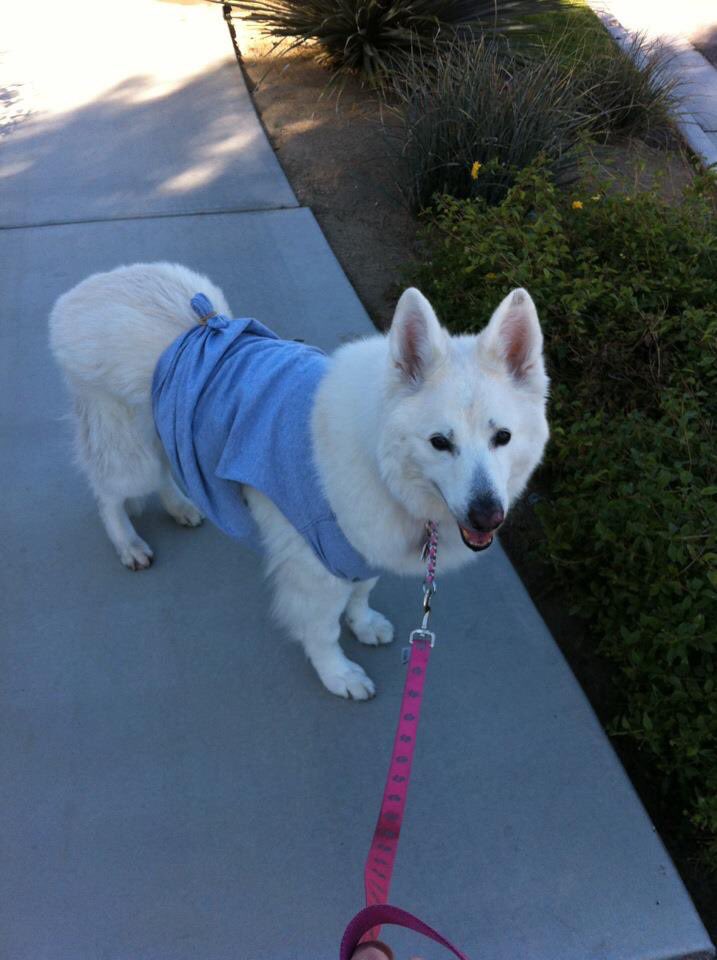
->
[[230, 0, 560, 80], [511, 16, 683, 141], [385, 36, 589, 209], [576, 32, 682, 140]]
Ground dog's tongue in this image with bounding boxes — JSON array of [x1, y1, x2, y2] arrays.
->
[[459, 525, 493, 548]]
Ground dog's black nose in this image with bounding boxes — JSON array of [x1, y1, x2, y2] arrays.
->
[[467, 496, 504, 532]]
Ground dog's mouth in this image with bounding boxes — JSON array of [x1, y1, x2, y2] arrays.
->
[[458, 524, 494, 552]]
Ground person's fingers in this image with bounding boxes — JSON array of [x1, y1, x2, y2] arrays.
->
[[350, 942, 394, 960]]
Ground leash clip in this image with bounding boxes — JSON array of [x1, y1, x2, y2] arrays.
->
[[409, 628, 435, 648], [422, 581, 436, 607]]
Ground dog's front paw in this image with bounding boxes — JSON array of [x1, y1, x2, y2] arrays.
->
[[316, 655, 376, 700], [119, 537, 154, 571], [347, 609, 395, 647]]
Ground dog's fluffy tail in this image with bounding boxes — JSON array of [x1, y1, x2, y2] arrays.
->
[[49, 261, 231, 406]]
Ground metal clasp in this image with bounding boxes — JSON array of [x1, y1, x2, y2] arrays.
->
[[409, 628, 436, 648], [420, 581, 437, 630], [422, 580, 436, 613]]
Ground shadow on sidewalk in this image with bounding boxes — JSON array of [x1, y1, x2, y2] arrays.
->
[[0, 60, 299, 227]]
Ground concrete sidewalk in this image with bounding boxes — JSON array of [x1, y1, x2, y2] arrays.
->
[[0, 1, 296, 224], [0, 3, 713, 959]]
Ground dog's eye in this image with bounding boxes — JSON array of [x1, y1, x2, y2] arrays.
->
[[430, 434, 453, 453], [493, 429, 512, 447]]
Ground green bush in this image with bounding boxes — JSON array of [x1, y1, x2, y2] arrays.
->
[[517, 7, 682, 140], [406, 158, 717, 862], [383, 24, 681, 211], [233, 0, 559, 81], [572, 32, 681, 140], [384, 37, 587, 209]]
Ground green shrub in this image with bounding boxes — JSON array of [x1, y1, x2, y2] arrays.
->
[[534, 25, 683, 140], [380, 4, 683, 211], [407, 158, 717, 863], [516, 5, 682, 140], [233, 0, 559, 81], [384, 37, 588, 209], [575, 32, 681, 139], [382, 23, 681, 211]]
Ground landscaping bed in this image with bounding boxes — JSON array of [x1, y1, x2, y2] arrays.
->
[[231, 1, 716, 935]]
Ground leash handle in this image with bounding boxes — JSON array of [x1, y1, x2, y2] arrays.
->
[[341, 905, 470, 960]]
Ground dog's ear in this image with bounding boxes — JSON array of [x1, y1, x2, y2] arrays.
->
[[479, 288, 547, 392], [389, 288, 447, 384]]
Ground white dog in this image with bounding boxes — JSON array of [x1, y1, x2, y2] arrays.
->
[[49, 263, 549, 699]]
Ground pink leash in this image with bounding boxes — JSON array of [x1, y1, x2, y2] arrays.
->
[[340, 522, 470, 960]]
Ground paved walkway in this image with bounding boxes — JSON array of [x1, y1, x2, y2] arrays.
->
[[586, 0, 717, 167], [0, 3, 713, 959]]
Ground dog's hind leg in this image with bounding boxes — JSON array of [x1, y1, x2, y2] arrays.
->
[[72, 390, 162, 570], [159, 463, 203, 528], [344, 578, 394, 647], [97, 495, 154, 571]]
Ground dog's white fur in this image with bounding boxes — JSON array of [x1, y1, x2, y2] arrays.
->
[[49, 262, 549, 699]]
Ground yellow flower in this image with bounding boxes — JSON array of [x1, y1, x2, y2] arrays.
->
[[485, 272, 498, 280], [470, 161, 481, 180], [572, 200, 584, 210]]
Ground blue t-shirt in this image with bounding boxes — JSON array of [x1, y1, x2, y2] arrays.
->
[[151, 295, 377, 582]]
